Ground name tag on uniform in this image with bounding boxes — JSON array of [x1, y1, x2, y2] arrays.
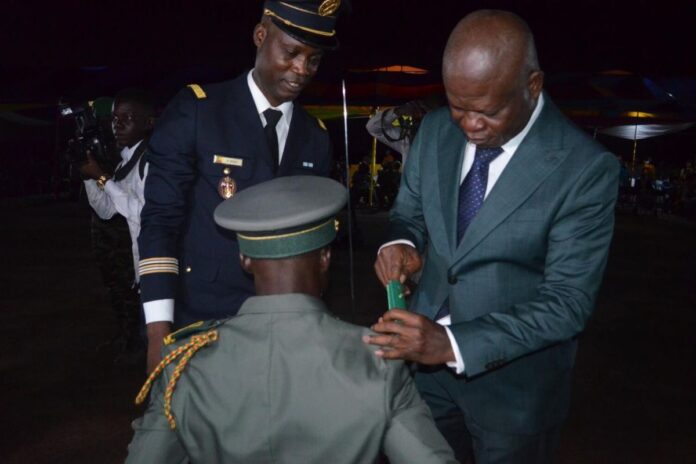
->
[[302, 161, 314, 168], [213, 155, 244, 167]]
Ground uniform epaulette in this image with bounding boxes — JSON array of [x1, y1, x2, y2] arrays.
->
[[163, 319, 224, 346], [316, 117, 327, 131], [187, 83, 207, 99], [135, 320, 225, 429]]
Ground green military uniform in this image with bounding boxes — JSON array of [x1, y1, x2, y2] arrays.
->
[[127, 294, 455, 463], [126, 174, 456, 463]]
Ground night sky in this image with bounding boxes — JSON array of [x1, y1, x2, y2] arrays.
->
[[2, 0, 695, 102]]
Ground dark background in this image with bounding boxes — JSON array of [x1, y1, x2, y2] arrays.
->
[[2, 0, 696, 99], [3, 0, 696, 199]]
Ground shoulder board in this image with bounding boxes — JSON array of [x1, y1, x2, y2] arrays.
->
[[187, 83, 207, 99], [164, 319, 225, 345], [316, 118, 327, 131]]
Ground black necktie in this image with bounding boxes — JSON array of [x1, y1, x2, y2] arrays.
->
[[263, 108, 282, 174], [434, 145, 504, 321], [456, 146, 504, 242]]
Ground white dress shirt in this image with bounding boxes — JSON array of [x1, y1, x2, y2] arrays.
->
[[84, 140, 148, 283], [379, 94, 545, 374], [247, 70, 293, 162], [143, 73, 295, 325]]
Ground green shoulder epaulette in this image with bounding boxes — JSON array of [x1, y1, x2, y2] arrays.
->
[[163, 319, 224, 345], [187, 83, 207, 99], [316, 117, 327, 131]]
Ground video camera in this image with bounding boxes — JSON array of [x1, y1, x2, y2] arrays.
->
[[59, 99, 114, 168]]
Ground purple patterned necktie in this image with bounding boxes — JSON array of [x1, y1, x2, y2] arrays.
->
[[435, 145, 504, 321], [456, 146, 504, 242]]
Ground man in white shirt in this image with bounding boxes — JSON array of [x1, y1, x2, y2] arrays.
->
[[81, 88, 155, 361]]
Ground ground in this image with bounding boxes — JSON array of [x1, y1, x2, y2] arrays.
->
[[1, 199, 694, 463]]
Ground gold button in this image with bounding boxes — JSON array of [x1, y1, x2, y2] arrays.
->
[[186, 266, 192, 273], [223, 167, 231, 175]]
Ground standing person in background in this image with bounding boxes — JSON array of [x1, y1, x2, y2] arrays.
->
[[138, 0, 349, 373], [367, 10, 619, 463], [81, 89, 155, 363], [366, 98, 441, 165]]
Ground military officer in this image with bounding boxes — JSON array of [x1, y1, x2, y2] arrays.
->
[[138, 0, 349, 373], [126, 176, 457, 463]]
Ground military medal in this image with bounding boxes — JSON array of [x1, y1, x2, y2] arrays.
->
[[218, 175, 237, 199]]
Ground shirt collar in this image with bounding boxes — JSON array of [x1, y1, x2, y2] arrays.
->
[[120, 139, 142, 163], [500, 92, 545, 154], [238, 293, 328, 315], [247, 70, 293, 123]]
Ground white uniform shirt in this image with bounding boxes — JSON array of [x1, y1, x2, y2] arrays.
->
[[247, 70, 293, 162], [84, 140, 148, 282]]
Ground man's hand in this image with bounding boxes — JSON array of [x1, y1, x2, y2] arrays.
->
[[79, 152, 106, 180], [146, 321, 172, 374], [363, 309, 455, 365], [374, 244, 422, 287]]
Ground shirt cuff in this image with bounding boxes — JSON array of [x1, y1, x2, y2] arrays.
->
[[377, 239, 416, 255], [143, 299, 174, 324], [436, 316, 465, 374], [103, 178, 119, 195]]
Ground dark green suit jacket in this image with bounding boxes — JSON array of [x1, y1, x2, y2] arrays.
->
[[126, 294, 457, 463], [388, 96, 619, 433]]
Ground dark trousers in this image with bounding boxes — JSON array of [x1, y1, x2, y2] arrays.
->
[[415, 366, 560, 464], [90, 213, 142, 348]]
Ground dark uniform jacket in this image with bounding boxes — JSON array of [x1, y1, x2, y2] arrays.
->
[[138, 74, 332, 325]]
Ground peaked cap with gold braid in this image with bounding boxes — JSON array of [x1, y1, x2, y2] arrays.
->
[[263, 0, 350, 50]]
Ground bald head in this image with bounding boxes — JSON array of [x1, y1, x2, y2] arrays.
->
[[441, 10, 544, 147], [443, 10, 539, 84]]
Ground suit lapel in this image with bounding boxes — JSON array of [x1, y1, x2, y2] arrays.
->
[[437, 122, 467, 254], [452, 101, 570, 266]]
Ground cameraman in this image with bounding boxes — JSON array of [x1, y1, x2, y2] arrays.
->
[[80, 88, 155, 363]]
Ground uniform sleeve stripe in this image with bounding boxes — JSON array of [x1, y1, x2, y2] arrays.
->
[[139, 264, 179, 271], [140, 267, 179, 276], [139, 257, 179, 276], [139, 257, 179, 265]]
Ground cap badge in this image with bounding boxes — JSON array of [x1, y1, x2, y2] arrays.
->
[[318, 0, 340, 16]]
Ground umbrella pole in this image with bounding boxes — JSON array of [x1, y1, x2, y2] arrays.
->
[[631, 121, 639, 175], [341, 79, 356, 317]]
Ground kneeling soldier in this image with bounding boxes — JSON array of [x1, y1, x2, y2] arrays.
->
[[126, 176, 456, 463]]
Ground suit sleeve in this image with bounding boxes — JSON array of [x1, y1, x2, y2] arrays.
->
[[125, 374, 188, 464], [385, 113, 431, 252], [137, 88, 198, 304], [451, 152, 620, 377], [382, 363, 458, 463]]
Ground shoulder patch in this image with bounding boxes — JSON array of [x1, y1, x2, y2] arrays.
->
[[187, 83, 207, 99], [316, 118, 327, 131], [164, 319, 225, 345]]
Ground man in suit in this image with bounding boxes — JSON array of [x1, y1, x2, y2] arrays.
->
[[365, 10, 619, 463], [126, 176, 457, 464], [138, 0, 348, 373]]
